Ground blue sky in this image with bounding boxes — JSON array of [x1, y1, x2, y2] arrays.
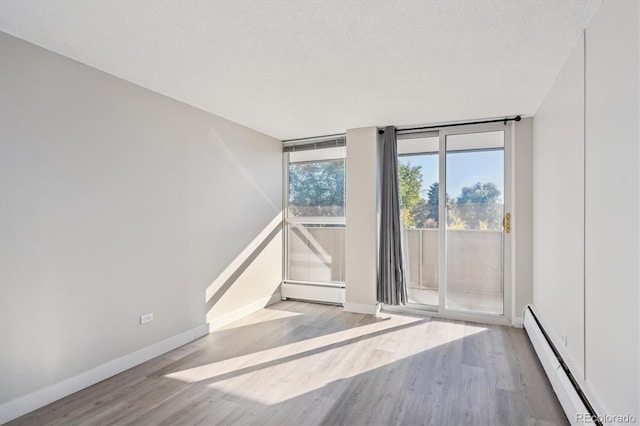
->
[[399, 150, 504, 201]]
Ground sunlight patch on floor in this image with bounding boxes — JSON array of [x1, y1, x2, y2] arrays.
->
[[165, 314, 487, 405]]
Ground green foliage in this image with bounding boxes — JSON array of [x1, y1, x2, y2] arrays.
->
[[410, 198, 431, 228], [447, 214, 466, 230], [446, 202, 466, 229], [398, 162, 423, 227], [426, 182, 440, 223], [288, 160, 345, 216], [290, 156, 504, 231], [396, 169, 503, 230], [458, 182, 501, 204], [408, 182, 442, 228], [455, 182, 502, 229]]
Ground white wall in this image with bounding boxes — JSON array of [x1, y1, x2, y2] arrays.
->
[[584, 0, 639, 417], [513, 117, 534, 322], [533, 33, 586, 377], [0, 31, 282, 415], [533, 0, 639, 419], [344, 127, 379, 314]]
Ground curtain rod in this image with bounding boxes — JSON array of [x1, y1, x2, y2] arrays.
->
[[378, 115, 521, 135]]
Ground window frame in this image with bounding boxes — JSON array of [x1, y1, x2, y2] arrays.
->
[[283, 149, 347, 287]]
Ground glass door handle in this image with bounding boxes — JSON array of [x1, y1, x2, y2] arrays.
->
[[503, 213, 511, 233]]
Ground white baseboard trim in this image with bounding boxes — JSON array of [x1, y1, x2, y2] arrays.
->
[[208, 292, 281, 332], [343, 302, 381, 315], [512, 316, 524, 328], [0, 323, 209, 425]]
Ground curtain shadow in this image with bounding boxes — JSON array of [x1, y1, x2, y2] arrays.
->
[[164, 318, 426, 386], [155, 304, 392, 377]]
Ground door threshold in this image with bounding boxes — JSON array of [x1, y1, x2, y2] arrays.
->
[[382, 304, 514, 327]]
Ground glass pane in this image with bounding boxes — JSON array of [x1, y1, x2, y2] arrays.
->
[[286, 150, 346, 285], [288, 159, 345, 217], [287, 224, 345, 283], [445, 131, 504, 314], [397, 136, 439, 306]]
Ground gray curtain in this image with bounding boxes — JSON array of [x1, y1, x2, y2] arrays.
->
[[378, 126, 408, 305]]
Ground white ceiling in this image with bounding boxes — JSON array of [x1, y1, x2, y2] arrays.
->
[[0, 0, 600, 140]]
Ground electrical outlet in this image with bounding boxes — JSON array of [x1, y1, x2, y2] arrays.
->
[[140, 313, 153, 325], [561, 335, 568, 346]]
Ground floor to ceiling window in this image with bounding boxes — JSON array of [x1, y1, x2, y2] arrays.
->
[[282, 137, 346, 304], [397, 123, 511, 319], [398, 133, 441, 307]]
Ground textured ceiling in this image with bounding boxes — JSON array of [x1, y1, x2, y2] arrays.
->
[[0, 0, 600, 140]]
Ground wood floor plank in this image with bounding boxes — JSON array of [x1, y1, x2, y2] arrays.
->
[[6, 301, 567, 426]]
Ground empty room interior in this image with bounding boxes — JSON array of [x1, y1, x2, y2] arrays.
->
[[0, 1, 638, 425]]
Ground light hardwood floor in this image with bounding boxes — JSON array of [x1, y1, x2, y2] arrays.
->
[[9, 301, 567, 426]]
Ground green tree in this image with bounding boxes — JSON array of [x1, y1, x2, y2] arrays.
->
[[447, 201, 466, 229], [410, 198, 430, 228], [398, 162, 423, 227], [425, 182, 440, 223], [456, 182, 502, 229], [409, 182, 442, 228], [289, 160, 345, 216]]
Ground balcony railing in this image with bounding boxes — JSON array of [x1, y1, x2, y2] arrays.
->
[[404, 228, 503, 295], [287, 226, 503, 312], [287, 226, 346, 283]]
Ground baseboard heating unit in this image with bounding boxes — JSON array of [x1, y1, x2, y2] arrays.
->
[[281, 282, 345, 305], [523, 306, 602, 426]]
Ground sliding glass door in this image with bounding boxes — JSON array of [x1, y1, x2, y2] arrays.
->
[[398, 133, 440, 307], [444, 129, 506, 315], [398, 123, 511, 319]]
